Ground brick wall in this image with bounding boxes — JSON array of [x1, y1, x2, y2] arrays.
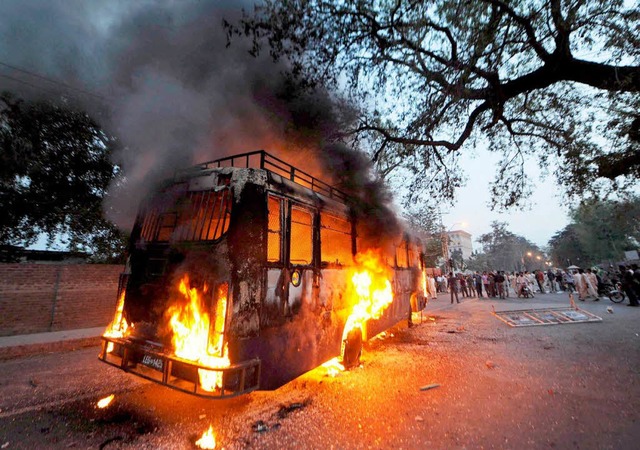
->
[[0, 264, 123, 336]]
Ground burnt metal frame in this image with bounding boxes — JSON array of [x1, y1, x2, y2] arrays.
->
[[99, 337, 261, 399], [179, 150, 349, 204], [492, 306, 603, 327]]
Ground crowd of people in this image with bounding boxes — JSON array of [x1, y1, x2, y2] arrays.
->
[[426, 264, 640, 307]]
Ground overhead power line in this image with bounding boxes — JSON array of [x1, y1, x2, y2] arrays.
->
[[0, 60, 107, 101], [0, 73, 64, 97]]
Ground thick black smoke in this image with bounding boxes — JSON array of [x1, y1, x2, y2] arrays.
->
[[319, 143, 403, 249], [0, 0, 402, 244]]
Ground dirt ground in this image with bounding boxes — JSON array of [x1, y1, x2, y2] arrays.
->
[[1, 292, 639, 449]]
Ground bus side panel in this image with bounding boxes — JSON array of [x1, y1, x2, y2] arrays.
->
[[233, 268, 345, 390], [366, 268, 416, 339], [227, 182, 265, 340]]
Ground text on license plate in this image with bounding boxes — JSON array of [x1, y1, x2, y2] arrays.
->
[[141, 353, 164, 371]]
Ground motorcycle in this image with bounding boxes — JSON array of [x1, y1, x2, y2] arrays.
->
[[518, 284, 535, 298], [602, 282, 625, 303]]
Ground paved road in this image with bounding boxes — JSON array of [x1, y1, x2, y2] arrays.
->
[[0, 292, 639, 449]]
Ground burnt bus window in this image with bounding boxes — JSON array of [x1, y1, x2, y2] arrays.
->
[[140, 188, 230, 242], [290, 206, 313, 265], [157, 213, 177, 242], [320, 213, 352, 266], [408, 243, 420, 268], [396, 241, 409, 268], [267, 196, 282, 263], [174, 190, 231, 241]]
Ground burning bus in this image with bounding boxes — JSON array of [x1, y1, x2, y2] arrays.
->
[[100, 150, 426, 398]]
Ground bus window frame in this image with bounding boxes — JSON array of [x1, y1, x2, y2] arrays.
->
[[286, 201, 316, 269]]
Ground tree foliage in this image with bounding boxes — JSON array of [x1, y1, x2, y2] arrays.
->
[[403, 205, 444, 267], [467, 221, 542, 271], [229, 0, 640, 208], [548, 223, 590, 267], [0, 93, 126, 262], [548, 197, 640, 266]]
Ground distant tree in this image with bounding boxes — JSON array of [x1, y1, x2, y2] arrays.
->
[[466, 251, 491, 272], [471, 221, 541, 271], [422, 237, 444, 268], [0, 93, 126, 262], [229, 0, 640, 208], [549, 197, 639, 266], [403, 205, 444, 268], [548, 224, 589, 267], [450, 248, 465, 271]]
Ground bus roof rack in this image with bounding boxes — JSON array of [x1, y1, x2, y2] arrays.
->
[[179, 150, 349, 204]]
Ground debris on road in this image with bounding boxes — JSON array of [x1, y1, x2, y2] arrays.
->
[[252, 420, 269, 433], [493, 307, 602, 327], [277, 400, 310, 419]]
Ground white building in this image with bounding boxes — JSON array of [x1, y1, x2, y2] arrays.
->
[[446, 229, 473, 261]]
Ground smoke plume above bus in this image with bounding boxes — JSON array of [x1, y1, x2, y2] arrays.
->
[[0, 0, 401, 243]]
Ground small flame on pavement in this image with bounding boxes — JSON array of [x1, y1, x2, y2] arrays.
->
[[321, 357, 345, 377], [195, 425, 216, 449], [96, 394, 115, 409]]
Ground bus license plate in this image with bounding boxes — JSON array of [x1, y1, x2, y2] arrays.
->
[[141, 353, 164, 371]]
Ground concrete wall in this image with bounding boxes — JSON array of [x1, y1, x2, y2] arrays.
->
[[0, 264, 123, 336]]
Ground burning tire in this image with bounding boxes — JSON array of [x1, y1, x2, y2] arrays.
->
[[341, 326, 363, 369]]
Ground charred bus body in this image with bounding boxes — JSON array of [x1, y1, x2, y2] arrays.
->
[[100, 151, 426, 398]]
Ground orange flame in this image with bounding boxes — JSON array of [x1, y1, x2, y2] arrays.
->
[[321, 357, 345, 377], [103, 291, 129, 352], [195, 425, 216, 449], [166, 276, 230, 392], [341, 249, 394, 346], [96, 394, 115, 409], [422, 270, 428, 297]]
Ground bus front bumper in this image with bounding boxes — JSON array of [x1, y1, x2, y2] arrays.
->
[[99, 336, 261, 399]]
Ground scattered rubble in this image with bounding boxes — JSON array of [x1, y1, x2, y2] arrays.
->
[[485, 360, 496, 369], [419, 383, 440, 392]]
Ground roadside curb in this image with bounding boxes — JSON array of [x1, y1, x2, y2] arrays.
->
[[0, 336, 102, 361], [0, 327, 105, 361]]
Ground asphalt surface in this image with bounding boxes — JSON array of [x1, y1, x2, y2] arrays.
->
[[0, 291, 639, 449]]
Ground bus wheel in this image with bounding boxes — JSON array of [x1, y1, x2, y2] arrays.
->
[[341, 327, 363, 370]]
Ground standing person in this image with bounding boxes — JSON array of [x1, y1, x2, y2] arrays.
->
[[547, 269, 556, 293], [585, 268, 599, 300], [488, 272, 496, 297], [459, 274, 469, 298], [448, 272, 460, 304], [631, 264, 640, 300], [504, 272, 511, 298], [564, 270, 575, 293], [556, 269, 565, 291], [574, 269, 588, 301], [428, 275, 438, 300], [535, 270, 545, 293], [466, 274, 476, 297], [495, 271, 505, 299], [516, 272, 527, 297], [619, 265, 639, 307], [524, 271, 535, 293], [475, 272, 484, 297], [482, 272, 490, 299]]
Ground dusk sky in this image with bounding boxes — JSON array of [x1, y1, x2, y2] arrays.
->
[[444, 147, 570, 250]]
